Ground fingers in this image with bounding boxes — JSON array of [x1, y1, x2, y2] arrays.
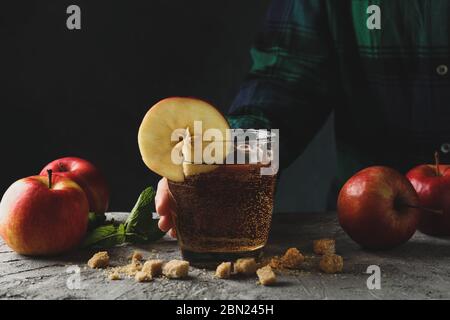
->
[[155, 178, 177, 233], [158, 217, 177, 238], [158, 215, 173, 232], [155, 178, 176, 217], [169, 228, 177, 238]]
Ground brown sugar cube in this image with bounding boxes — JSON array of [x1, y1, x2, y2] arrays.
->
[[131, 251, 143, 262], [162, 260, 190, 279], [108, 271, 121, 280], [234, 258, 257, 276], [257, 265, 277, 286], [281, 248, 304, 269], [313, 239, 336, 255], [135, 271, 152, 282], [215, 262, 232, 279], [319, 254, 343, 274], [269, 256, 283, 269], [87, 251, 109, 269], [142, 259, 164, 277]]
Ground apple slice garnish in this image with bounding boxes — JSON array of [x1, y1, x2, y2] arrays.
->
[[138, 97, 230, 182]]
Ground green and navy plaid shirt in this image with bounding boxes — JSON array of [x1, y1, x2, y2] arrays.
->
[[228, 0, 450, 184]]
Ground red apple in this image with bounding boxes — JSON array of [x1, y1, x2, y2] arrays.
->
[[0, 171, 89, 255], [406, 154, 450, 236], [338, 166, 420, 249], [40, 157, 109, 215]]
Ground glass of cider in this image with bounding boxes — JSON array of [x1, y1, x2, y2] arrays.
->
[[168, 129, 278, 265]]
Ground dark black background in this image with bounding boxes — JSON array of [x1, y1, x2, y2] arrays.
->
[[0, 1, 336, 212]]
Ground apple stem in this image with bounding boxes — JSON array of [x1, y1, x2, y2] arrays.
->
[[403, 203, 443, 215], [435, 151, 441, 177], [47, 169, 53, 189]]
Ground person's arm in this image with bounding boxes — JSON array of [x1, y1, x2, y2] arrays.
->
[[228, 0, 339, 169]]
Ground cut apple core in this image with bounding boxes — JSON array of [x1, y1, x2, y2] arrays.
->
[[138, 97, 231, 182]]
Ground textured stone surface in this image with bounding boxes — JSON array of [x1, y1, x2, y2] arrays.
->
[[0, 212, 449, 300]]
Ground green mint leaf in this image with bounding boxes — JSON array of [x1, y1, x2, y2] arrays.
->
[[124, 186, 165, 243], [82, 223, 126, 248], [87, 212, 106, 231]]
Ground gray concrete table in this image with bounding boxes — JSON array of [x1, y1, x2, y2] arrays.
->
[[0, 212, 449, 300]]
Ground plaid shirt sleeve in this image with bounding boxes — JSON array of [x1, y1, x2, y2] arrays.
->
[[227, 0, 338, 168]]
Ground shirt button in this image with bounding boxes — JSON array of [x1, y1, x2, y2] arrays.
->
[[442, 143, 450, 154], [436, 64, 448, 76]]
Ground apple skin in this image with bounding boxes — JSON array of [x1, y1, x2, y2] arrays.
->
[[40, 157, 109, 215], [406, 164, 450, 236], [0, 175, 89, 255], [338, 166, 420, 249]]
